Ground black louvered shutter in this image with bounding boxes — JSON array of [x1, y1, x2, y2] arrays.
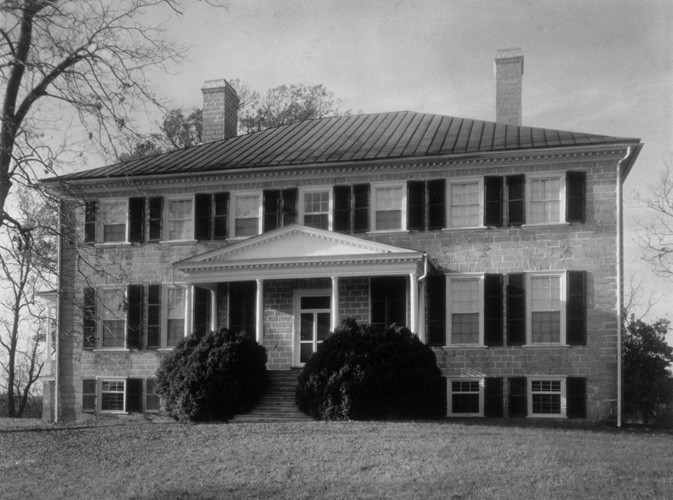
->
[[427, 179, 446, 230], [566, 171, 586, 223], [194, 193, 212, 240], [125, 378, 143, 413], [148, 197, 163, 242], [353, 184, 370, 233], [282, 188, 298, 226], [128, 197, 145, 243], [82, 379, 96, 412], [506, 175, 525, 226], [213, 192, 229, 239], [508, 376, 527, 417], [84, 201, 97, 243], [263, 190, 281, 232], [566, 377, 587, 418], [147, 285, 161, 349], [407, 181, 425, 231], [426, 274, 446, 346], [484, 377, 504, 417], [333, 185, 351, 233], [507, 273, 526, 345], [126, 285, 143, 349], [193, 287, 210, 336], [484, 274, 503, 346], [484, 176, 503, 227], [145, 379, 160, 412], [567, 271, 587, 345], [83, 287, 96, 349]]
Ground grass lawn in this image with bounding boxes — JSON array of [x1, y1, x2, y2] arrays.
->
[[2, 419, 672, 499]]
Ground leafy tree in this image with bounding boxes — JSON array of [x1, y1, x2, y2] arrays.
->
[[623, 315, 673, 425], [0, 187, 57, 417], [0, 0, 218, 230]]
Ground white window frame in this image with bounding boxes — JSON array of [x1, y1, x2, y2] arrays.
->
[[525, 172, 566, 226], [446, 177, 484, 229], [97, 198, 129, 244], [446, 274, 484, 346], [299, 186, 333, 231], [162, 195, 195, 242], [528, 376, 567, 418], [526, 271, 567, 346], [229, 191, 263, 239], [161, 285, 188, 350], [95, 286, 127, 352], [447, 378, 484, 417], [370, 181, 407, 232], [97, 377, 127, 413]]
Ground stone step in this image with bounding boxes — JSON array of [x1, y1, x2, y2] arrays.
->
[[232, 370, 310, 422]]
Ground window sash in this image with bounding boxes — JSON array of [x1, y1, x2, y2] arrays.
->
[[531, 379, 563, 415], [166, 287, 185, 347], [166, 198, 193, 240], [527, 175, 563, 224], [373, 185, 404, 231], [448, 276, 482, 345], [302, 190, 330, 230], [233, 194, 261, 237], [529, 274, 563, 344], [448, 181, 481, 228], [101, 380, 125, 411], [99, 199, 127, 243], [448, 379, 483, 416]]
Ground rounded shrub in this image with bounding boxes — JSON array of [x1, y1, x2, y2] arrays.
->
[[155, 328, 268, 422], [296, 318, 444, 420]]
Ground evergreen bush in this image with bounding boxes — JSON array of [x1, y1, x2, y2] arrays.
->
[[156, 328, 267, 422], [296, 318, 444, 420]]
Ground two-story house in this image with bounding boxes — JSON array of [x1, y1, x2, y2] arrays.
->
[[41, 49, 641, 423]]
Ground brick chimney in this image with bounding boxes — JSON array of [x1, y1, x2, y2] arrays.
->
[[494, 48, 524, 126], [201, 79, 240, 142]]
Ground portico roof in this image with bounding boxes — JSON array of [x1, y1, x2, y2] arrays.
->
[[174, 225, 426, 282]]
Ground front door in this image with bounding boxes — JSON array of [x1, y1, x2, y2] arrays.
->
[[295, 291, 331, 365]]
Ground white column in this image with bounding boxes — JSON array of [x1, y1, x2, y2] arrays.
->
[[418, 279, 426, 342], [255, 279, 264, 343], [185, 285, 193, 337], [409, 272, 418, 334], [210, 288, 218, 333], [331, 276, 339, 331]]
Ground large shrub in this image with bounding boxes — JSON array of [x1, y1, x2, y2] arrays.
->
[[156, 328, 267, 422], [296, 318, 444, 420]]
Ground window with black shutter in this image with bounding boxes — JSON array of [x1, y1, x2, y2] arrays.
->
[[508, 376, 527, 417], [332, 184, 371, 234], [506, 273, 526, 345], [426, 274, 446, 346], [407, 179, 446, 231], [194, 193, 213, 240], [148, 197, 163, 242], [213, 192, 229, 239], [83, 287, 97, 349], [145, 379, 160, 412], [427, 179, 446, 230], [370, 276, 406, 332], [566, 377, 587, 418], [484, 176, 503, 227], [566, 171, 586, 223], [126, 285, 143, 349], [193, 286, 210, 335], [506, 175, 525, 225], [407, 181, 425, 231], [333, 185, 351, 233], [229, 281, 256, 340], [484, 274, 503, 346], [82, 379, 96, 412], [125, 378, 143, 413], [263, 189, 297, 232], [84, 201, 97, 243], [567, 271, 587, 345], [484, 377, 504, 417], [147, 285, 161, 349], [353, 184, 370, 233], [282, 188, 298, 225], [128, 197, 145, 243]]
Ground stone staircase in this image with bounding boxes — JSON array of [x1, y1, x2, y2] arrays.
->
[[233, 369, 314, 423]]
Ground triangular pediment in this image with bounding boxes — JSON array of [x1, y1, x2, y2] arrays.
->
[[176, 225, 419, 267]]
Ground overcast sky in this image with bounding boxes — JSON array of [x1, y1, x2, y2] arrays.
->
[[141, 0, 672, 320]]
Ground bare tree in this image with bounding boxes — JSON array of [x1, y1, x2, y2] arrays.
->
[[0, 0, 222, 230], [0, 187, 56, 417]]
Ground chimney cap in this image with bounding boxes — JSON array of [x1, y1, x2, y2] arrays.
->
[[202, 78, 232, 91], [495, 48, 524, 73]]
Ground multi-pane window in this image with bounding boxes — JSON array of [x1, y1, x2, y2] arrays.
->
[[101, 289, 125, 348], [145, 379, 160, 412], [99, 199, 127, 242], [449, 277, 481, 344], [530, 275, 562, 343], [302, 190, 330, 230], [233, 194, 261, 237], [166, 287, 185, 347], [531, 380, 562, 415], [448, 181, 481, 228], [166, 198, 193, 240], [101, 380, 125, 411], [528, 175, 562, 224], [451, 380, 481, 415], [373, 184, 404, 231]]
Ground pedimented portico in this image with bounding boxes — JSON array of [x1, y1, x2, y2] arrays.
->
[[174, 225, 428, 368]]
